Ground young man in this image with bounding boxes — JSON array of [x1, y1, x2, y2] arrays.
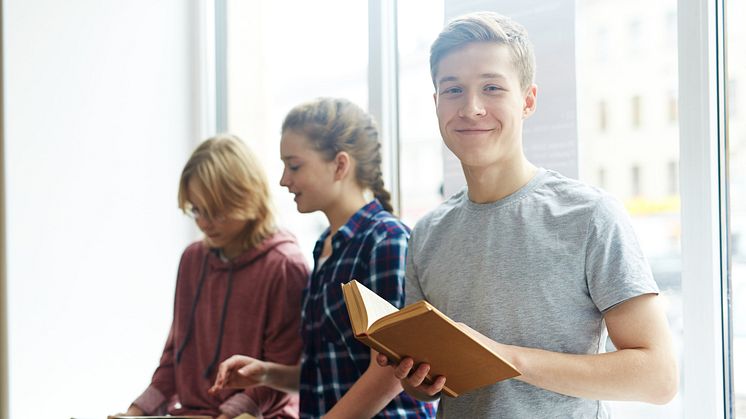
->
[[378, 11, 678, 418]]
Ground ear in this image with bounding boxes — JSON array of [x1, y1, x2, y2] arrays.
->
[[333, 151, 353, 181], [433, 91, 438, 107], [522, 84, 538, 119]]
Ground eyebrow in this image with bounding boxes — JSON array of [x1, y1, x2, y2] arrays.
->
[[437, 73, 507, 86]]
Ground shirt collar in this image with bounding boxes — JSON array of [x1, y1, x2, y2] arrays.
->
[[312, 199, 385, 260]]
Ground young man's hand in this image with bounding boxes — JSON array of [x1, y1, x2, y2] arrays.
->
[[375, 354, 446, 400], [209, 354, 269, 394]]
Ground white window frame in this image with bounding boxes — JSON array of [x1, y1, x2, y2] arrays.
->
[[368, 0, 401, 213], [679, 0, 731, 417]]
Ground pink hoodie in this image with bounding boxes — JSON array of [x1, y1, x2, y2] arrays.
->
[[133, 229, 309, 418]]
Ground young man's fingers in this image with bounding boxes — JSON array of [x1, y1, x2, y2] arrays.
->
[[421, 375, 446, 396], [393, 357, 415, 380], [405, 362, 431, 387], [375, 353, 391, 367]]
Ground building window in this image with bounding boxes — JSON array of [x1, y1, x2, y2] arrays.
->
[[668, 161, 678, 195], [599, 100, 608, 131], [632, 95, 642, 128], [666, 10, 677, 46], [631, 164, 641, 196], [596, 28, 609, 62], [629, 19, 643, 54], [669, 93, 678, 123]]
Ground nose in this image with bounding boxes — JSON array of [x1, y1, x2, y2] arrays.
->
[[195, 216, 212, 230], [279, 168, 291, 188], [458, 92, 486, 119]]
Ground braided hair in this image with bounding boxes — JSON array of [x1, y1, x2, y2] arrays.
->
[[281, 97, 394, 213]]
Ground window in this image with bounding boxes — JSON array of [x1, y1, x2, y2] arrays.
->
[[224, 0, 369, 259], [631, 164, 642, 196], [596, 28, 609, 63], [577, 1, 682, 416], [396, 0, 445, 227], [726, 0, 746, 415], [668, 161, 678, 195], [666, 10, 677, 46], [669, 92, 678, 123], [632, 95, 642, 128], [629, 19, 643, 55]]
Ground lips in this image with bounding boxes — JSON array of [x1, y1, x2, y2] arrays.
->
[[455, 128, 495, 134]]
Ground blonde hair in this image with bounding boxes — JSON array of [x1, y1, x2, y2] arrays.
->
[[178, 134, 275, 249], [430, 11, 535, 92], [281, 97, 394, 213]]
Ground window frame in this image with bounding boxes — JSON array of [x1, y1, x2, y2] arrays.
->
[[678, 0, 732, 416]]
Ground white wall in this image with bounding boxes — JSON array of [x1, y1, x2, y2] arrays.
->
[[3, 1, 204, 417]]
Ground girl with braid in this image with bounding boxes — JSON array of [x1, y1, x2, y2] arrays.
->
[[117, 135, 308, 419], [210, 98, 436, 418]]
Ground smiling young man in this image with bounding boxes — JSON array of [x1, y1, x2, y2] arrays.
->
[[378, 11, 678, 418]]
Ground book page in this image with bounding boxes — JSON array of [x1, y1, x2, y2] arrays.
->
[[356, 282, 399, 330]]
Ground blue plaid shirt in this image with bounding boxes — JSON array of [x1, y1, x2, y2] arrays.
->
[[299, 200, 436, 418]]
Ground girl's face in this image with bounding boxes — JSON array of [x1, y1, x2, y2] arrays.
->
[[187, 179, 248, 258], [279, 130, 341, 214]]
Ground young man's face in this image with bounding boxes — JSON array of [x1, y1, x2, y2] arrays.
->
[[434, 42, 536, 170]]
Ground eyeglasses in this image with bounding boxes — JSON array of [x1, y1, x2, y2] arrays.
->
[[185, 204, 227, 223]]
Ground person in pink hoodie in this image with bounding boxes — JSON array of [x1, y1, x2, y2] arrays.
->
[[115, 134, 309, 419], [208, 98, 435, 419]]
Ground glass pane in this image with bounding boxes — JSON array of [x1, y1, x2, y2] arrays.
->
[[576, 0, 682, 416], [726, 0, 746, 416], [225, 0, 369, 258], [397, 0, 445, 227]]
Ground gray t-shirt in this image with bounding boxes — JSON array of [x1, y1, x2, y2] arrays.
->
[[406, 168, 659, 419]]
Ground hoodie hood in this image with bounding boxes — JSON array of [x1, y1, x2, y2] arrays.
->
[[206, 228, 299, 270]]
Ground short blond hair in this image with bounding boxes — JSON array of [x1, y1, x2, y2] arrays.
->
[[430, 11, 535, 92], [178, 134, 275, 249]]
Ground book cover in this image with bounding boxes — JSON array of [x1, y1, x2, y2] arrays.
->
[[341, 279, 521, 397]]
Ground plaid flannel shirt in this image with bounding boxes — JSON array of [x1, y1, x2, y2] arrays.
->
[[298, 200, 436, 418]]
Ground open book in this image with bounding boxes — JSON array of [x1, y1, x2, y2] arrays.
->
[[341, 280, 521, 398]]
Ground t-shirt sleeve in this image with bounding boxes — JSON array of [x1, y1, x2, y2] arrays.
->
[[585, 195, 660, 312], [405, 228, 425, 306], [362, 225, 409, 309]]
